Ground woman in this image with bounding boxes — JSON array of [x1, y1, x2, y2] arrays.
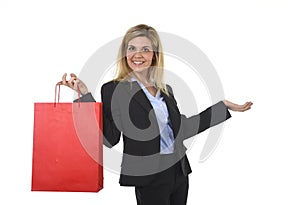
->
[[62, 24, 252, 205]]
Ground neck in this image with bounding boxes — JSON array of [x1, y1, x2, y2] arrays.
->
[[132, 71, 152, 86]]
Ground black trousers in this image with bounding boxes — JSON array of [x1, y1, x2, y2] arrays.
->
[[135, 161, 189, 205]]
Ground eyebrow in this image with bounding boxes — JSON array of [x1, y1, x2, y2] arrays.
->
[[128, 45, 152, 48]]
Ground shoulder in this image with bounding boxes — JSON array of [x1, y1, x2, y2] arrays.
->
[[164, 84, 178, 105], [101, 80, 133, 99], [166, 84, 174, 96], [101, 80, 119, 91], [100, 80, 120, 100]]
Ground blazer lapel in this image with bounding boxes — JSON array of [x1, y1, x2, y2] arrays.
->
[[120, 81, 153, 113], [120, 81, 181, 138], [160, 91, 180, 138]]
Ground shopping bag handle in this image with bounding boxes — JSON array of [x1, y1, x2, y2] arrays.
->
[[54, 81, 81, 107]]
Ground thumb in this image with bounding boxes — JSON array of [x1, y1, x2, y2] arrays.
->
[[70, 73, 78, 78], [73, 79, 80, 92]]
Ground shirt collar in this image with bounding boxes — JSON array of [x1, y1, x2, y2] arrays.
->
[[130, 77, 161, 99], [130, 77, 155, 87]]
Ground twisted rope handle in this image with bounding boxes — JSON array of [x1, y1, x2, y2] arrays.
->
[[54, 81, 81, 107]]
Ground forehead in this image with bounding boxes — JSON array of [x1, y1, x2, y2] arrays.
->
[[128, 36, 152, 47]]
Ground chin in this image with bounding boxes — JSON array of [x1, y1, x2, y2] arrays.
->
[[130, 66, 149, 73]]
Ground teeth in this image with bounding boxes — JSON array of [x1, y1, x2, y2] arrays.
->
[[133, 61, 143, 65]]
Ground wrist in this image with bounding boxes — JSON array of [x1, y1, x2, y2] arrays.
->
[[223, 100, 228, 107], [80, 91, 89, 96]]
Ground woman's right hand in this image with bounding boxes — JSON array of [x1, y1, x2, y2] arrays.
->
[[61, 73, 89, 95]]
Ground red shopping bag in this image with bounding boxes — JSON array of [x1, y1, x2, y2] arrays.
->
[[31, 82, 103, 192]]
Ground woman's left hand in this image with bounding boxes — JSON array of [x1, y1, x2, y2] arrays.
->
[[223, 100, 253, 112]]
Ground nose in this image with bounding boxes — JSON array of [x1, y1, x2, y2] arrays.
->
[[132, 51, 143, 57]]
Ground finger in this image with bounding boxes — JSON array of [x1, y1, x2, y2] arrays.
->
[[70, 73, 77, 78], [244, 102, 251, 106], [245, 106, 252, 111], [245, 102, 253, 109], [235, 105, 246, 112], [241, 102, 253, 112], [242, 102, 252, 108], [68, 76, 77, 88], [74, 79, 81, 92], [62, 73, 67, 85], [243, 102, 250, 107]]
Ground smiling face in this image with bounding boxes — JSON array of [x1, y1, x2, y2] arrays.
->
[[126, 36, 154, 74]]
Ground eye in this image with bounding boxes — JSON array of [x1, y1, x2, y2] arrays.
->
[[142, 47, 151, 52], [127, 46, 135, 51]]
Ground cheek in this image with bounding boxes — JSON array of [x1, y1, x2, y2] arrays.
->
[[146, 53, 154, 62], [126, 53, 133, 64], [126, 52, 131, 60]]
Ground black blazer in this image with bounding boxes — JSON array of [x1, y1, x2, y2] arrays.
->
[[77, 80, 231, 187]]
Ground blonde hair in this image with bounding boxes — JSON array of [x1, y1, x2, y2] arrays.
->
[[114, 24, 168, 95]]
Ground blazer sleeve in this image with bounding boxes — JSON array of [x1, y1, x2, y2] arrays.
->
[[181, 101, 231, 139], [73, 92, 96, 102], [73, 85, 121, 148], [100, 82, 122, 148], [167, 85, 231, 140]]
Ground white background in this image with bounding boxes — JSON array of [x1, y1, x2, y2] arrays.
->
[[1, 0, 300, 204]]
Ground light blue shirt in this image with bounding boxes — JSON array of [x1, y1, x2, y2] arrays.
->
[[132, 78, 175, 154]]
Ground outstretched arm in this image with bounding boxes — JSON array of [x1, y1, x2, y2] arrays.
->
[[181, 100, 253, 140]]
